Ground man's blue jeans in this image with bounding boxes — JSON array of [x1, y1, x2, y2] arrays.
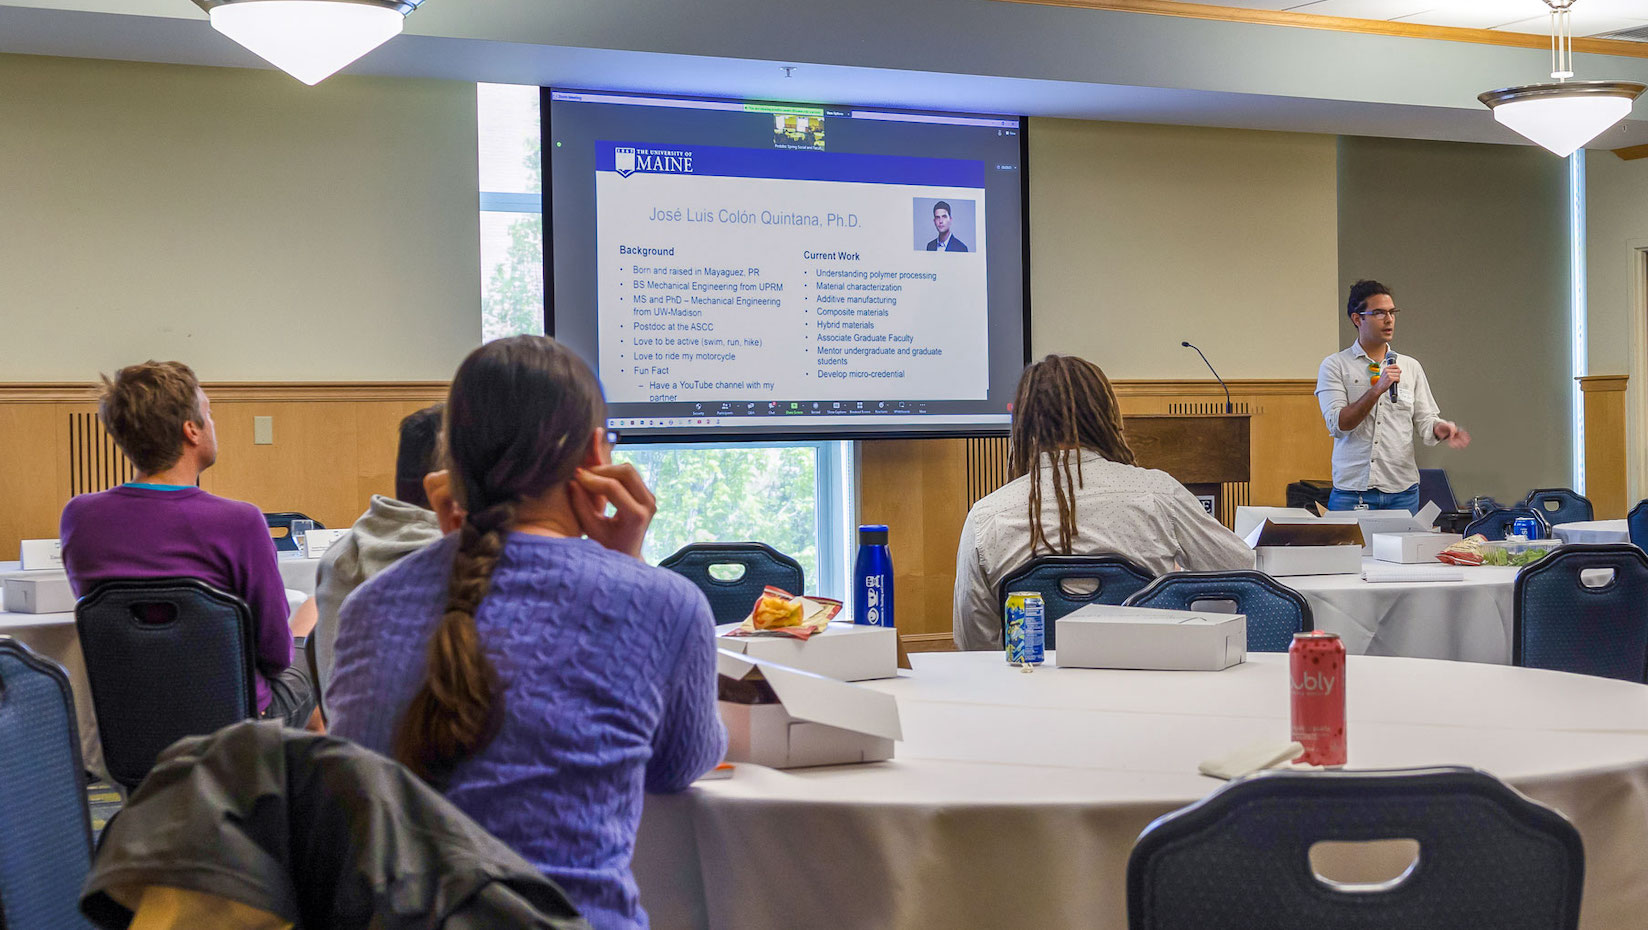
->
[[1328, 484, 1421, 514]]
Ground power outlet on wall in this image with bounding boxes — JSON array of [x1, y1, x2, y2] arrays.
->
[[253, 416, 274, 445]]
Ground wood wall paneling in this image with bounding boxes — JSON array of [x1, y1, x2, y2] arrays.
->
[[1580, 375, 1629, 519], [0, 383, 446, 561]]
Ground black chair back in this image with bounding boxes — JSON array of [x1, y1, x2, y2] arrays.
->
[[1629, 499, 1648, 552], [75, 578, 258, 792], [1465, 506, 1549, 541], [1127, 766, 1583, 930], [659, 543, 805, 626], [1522, 488, 1594, 527], [265, 511, 324, 553], [1514, 543, 1648, 683], [1417, 468, 1458, 513], [996, 555, 1153, 650], [1122, 570, 1313, 652], [0, 638, 95, 930]]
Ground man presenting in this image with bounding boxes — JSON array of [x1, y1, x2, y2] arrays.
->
[[925, 201, 968, 252], [1315, 280, 1469, 513]]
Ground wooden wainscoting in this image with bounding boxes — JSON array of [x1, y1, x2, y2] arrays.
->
[[0, 383, 447, 561], [1580, 375, 1629, 519], [861, 378, 1332, 648]]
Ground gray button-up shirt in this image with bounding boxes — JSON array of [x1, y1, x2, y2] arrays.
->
[[1315, 343, 1444, 493]]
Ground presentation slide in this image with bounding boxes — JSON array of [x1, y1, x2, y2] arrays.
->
[[548, 90, 1027, 440]]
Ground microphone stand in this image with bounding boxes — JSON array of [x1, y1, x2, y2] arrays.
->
[[1181, 341, 1233, 414]]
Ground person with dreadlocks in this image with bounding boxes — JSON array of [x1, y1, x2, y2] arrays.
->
[[952, 354, 1253, 650]]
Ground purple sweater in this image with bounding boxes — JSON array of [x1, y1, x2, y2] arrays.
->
[[59, 485, 293, 713], [328, 533, 726, 930]]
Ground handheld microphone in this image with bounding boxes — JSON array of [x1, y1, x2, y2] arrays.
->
[[1384, 351, 1398, 401], [1181, 341, 1233, 414]]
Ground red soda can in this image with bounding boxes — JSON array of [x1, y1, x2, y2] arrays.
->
[[1290, 630, 1346, 766]]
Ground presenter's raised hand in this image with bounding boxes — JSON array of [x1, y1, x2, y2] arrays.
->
[[570, 463, 657, 560], [1434, 420, 1471, 449]]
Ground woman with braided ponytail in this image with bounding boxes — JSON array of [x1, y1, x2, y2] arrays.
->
[[328, 336, 725, 930], [952, 355, 1253, 650]]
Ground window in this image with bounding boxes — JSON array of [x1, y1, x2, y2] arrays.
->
[[476, 85, 855, 601], [478, 83, 544, 342]]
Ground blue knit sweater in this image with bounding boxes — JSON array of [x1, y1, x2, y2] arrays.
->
[[329, 533, 726, 930]]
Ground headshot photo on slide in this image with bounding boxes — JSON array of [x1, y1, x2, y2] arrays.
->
[[914, 197, 975, 252]]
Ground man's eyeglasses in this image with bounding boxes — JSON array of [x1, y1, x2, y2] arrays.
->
[[1354, 308, 1400, 321]]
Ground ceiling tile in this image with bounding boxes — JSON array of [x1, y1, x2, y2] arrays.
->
[[1493, 12, 1648, 35], [1200, 0, 1305, 9], [1285, 0, 1432, 20]]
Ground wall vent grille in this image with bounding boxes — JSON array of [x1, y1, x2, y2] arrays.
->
[[68, 412, 135, 496]]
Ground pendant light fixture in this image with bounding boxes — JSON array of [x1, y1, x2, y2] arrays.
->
[[193, 0, 427, 86], [1478, 0, 1644, 157]]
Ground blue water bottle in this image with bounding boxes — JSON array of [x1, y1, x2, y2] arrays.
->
[[854, 524, 894, 627]]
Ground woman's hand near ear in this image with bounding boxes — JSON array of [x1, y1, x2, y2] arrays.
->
[[569, 464, 657, 560]]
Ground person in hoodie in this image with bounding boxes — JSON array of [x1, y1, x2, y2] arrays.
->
[[312, 404, 446, 696]]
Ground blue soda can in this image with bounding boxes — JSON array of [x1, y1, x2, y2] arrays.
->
[[1005, 591, 1045, 665], [1512, 516, 1541, 540]]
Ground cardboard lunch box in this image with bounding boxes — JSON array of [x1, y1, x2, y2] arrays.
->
[[715, 621, 898, 682], [717, 650, 902, 769], [1242, 518, 1365, 576], [1372, 531, 1464, 564], [2, 573, 75, 614], [1056, 604, 1247, 671]]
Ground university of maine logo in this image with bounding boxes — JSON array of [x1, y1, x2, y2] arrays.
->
[[615, 146, 636, 177]]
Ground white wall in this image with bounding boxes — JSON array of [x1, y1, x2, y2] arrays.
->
[[0, 53, 481, 382], [1028, 118, 1340, 379], [1585, 153, 1648, 497]]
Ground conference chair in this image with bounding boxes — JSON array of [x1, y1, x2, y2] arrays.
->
[[1513, 543, 1648, 683], [660, 542, 806, 626], [75, 578, 258, 793], [1628, 499, 1648, 552], [0, 637, 96, 930], [996, 555, 1154, 650], [1126, 766, 1583, 930], [1522, 488, 1594, 528], [1464, 506, 1549, 541], [264, 511, 324, 553], [1122, 570, 1313, 652]]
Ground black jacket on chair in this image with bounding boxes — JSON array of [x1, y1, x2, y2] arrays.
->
[[81, 721, 590, 930]]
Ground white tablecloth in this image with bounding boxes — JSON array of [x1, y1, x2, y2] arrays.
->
[[276, 553, 322, 596], [634, 652, 1648, 930], [1283, 558, 1519, 664], [1553, 520, 1630, 545]]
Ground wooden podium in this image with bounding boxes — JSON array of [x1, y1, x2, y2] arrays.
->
[[1122, 413, 1251, 524]]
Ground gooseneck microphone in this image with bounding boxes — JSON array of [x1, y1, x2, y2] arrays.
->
[[1181, 341, 1233, 414], [1384, 351, 1398, 401]]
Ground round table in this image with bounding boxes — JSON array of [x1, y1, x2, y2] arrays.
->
[[1284, 558, 1519, 664], [634, 651, 1648, 930], [1553, 520, 1630, 545]]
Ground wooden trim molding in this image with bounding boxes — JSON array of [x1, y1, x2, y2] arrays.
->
[[1613, 144, 1648, 161], [1578, 375, 1630, 393], [0, 382, 450, 404], [992, 0, 1648, 60], [1112, 378, 1316, 396]]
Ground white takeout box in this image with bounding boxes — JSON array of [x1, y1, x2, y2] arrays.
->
[[1243, 519, 1365, 576], [715, 621, 897, 682], [1234, 507, 1330, 541], [1342, 502, 1444, 552], [2, 574, 75, 613], [1056, 604, 1247, 671], [1372, 531, 1463, 564], [716, 650, 901, 769]]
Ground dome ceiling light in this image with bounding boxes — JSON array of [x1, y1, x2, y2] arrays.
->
[[192, 0, 427, 86]]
